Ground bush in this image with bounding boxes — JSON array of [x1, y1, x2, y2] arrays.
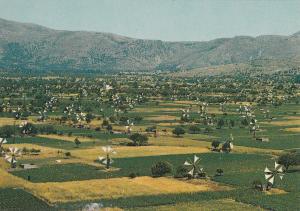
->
[[211, 140, 221, 151], [215, 169, 224, 176], [174, 165, 189, 178], [172, 127, 185, 137], [188, 125, 201, 134], [128, 172, 139, 178], [65, 152, 71, 157], [0, 125, 14, 138], [151, 161, 173, 177], [252, 180, 263, 191], [38, 125, 57, 135], [129, 133, 148, 146], [278, 152, 300, 171]]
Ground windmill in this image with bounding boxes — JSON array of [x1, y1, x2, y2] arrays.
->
[[250, 118, 259, 138], [5, 147, 21, 168], [183, 155, 204, 178], [180, 108, 190, 121], [222, 134, 234, 152], [0, 138, 7, 156], [98, 146, 116, 169], [264, 162, 284, 188]]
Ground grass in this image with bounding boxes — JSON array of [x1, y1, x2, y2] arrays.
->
[[128, 199, 264, 211], [0, 188, 54, 211], [11, 153, 272, 182]]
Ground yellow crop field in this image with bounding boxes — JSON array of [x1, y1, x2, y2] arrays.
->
[[283, 127, 300, 132], [37, 134, 98, 143], [29, 176, 231, 203], [145, 115, 178, 121], [72, 145, 210, 161]]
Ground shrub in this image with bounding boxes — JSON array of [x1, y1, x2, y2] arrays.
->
[[151, 161, 173, 177], [215, 169, 224, 176], [211, 140, 221, 151], [129, 133, 148, 146], [38, 125, 57, 135], [172, 127, 185, 137], [128, 172, 139, 178], [0, 125, 14, 138], [252, 180, 263, 191], [65, 152, 71, 157], [174, 165, 189, 178], [188, 125, 201, 134], [278, 152, 300, 171]]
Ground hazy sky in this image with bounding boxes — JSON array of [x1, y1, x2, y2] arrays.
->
[[1, 0, 300, 41]]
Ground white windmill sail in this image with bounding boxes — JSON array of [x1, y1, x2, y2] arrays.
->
[[0, 138, 7, 144], [194, 155, 199, 163], [188, 168, 194, 176]]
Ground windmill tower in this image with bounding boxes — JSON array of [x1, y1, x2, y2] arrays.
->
[[98, 146, 116, 169]]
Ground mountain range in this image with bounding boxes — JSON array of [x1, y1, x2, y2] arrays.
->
[[0, 18, 300, 74]]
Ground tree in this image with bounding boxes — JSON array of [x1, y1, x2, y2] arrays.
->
[[102, 119, 109, 128], [0, 125, 14, 138], [106, 124, 113, 132], [188, 125, 201, 134], [129, 133, 148, 146], [278, 153, 300, 171], [175, 165, 189, 178], [74, 137, 81, 148], [172, 127, 185, 137], [216, 119, 225, 129], [222, 141, 232, 153], [211, 140, 221, 151], [85, 113, 94, 124], [151, 161, 173, 177]]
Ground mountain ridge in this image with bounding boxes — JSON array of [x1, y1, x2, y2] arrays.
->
[[0, 18, 300, 73]]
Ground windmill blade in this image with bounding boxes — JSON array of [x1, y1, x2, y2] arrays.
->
[[268, 176, 275, 184], [13, 148, 19, 154], [275, 162, 281, 170], [101, 159, 108, 165], [279, 174, 284, 180], [277, 166, 284, 173], [0, 138, 7, 144], [188, 168, 194, 176], [194, 155, 199, 163], [264, 167, 272, 174], [184, 161, 192, 166], [102, 146, 112, 153], [98, 156, 105, 161], [5, 155, 13, 163]]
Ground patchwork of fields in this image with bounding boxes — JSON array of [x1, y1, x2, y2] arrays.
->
[[0, 75, 299, 211]]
